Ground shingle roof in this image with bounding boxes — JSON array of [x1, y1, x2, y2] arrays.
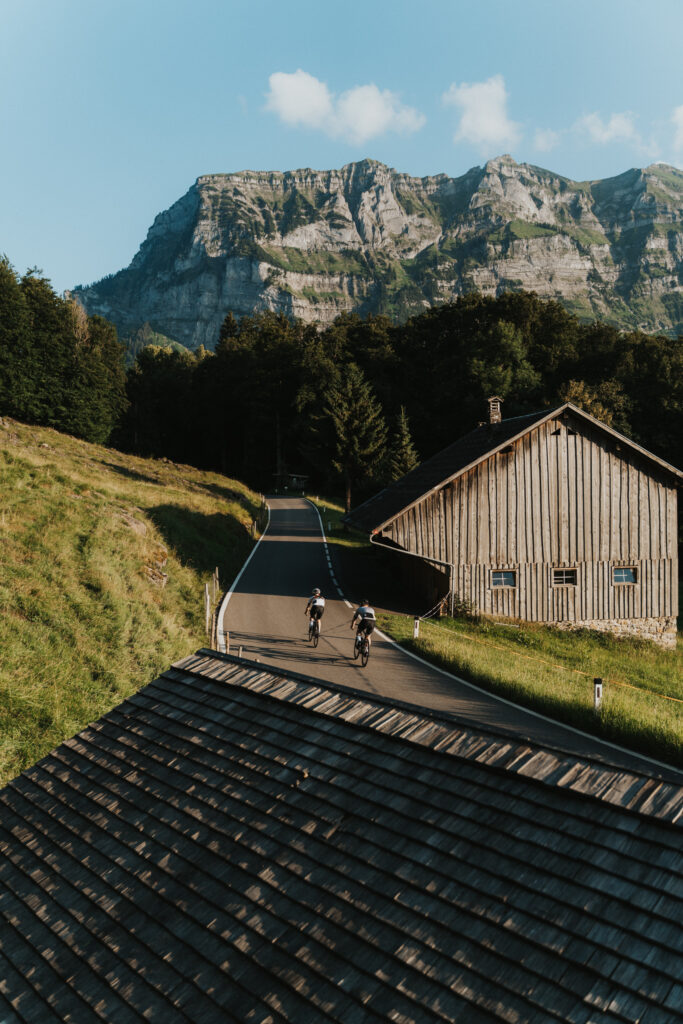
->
[[345, 403, 683, 534], [1, 650, 682, 1023]]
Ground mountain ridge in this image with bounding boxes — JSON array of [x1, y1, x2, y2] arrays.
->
[[74, 156, 683, 348]]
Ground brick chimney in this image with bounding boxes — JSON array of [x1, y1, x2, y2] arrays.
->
[[488, 396, 503, 424]]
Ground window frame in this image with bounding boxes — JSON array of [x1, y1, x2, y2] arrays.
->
[[551, 567, 578, 587], [491, 569, 517, 589], [612, 566, 638, 586]]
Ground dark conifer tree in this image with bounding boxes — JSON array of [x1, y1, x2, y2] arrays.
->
[[387, 406, 419, 481], [324, 362, 387, 512], [0, 256, 31, 418]]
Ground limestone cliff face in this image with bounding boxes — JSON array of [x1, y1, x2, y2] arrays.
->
[[74, 157, 683, 349]]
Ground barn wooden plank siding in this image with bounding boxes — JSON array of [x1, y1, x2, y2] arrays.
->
[[1, 650, 683, 1022], [347, 403, 681, 646]]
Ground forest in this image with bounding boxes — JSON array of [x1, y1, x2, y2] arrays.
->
[[0, 257, 127, 443], [1, 264, 681, 511], [114, 292, 683, 509]]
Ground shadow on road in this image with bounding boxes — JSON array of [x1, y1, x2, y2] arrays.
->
[[229, 630, 353, 668]]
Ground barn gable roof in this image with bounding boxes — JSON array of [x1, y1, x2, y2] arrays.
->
[[1, 649, 682, 1022], [345, 402, 682, 534]]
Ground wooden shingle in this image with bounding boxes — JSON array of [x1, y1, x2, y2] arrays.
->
[[1, 651, 682, 1022]]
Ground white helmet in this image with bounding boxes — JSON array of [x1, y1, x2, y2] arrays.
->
[[313, 588, 321, 595]]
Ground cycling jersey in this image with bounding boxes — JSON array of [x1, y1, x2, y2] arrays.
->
[[308, 596, 325, 609], [354, 605, 375, 620]]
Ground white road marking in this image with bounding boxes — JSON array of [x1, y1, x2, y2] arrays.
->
[[217, 504, 271, 638]]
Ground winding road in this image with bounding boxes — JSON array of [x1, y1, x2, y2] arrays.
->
[[222, 496, 683, 782]]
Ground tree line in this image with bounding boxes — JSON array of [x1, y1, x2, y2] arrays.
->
[[0, 257, 127, 443], [114, 291, 683, 510], [1, 261, 679, 508]]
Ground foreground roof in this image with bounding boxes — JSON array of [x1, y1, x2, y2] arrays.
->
[[1, 650, 682, 1022], [345, 402, 683, 534]]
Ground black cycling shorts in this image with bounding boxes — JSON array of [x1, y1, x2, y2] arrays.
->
[[310, 605, 324, 620], [357, 618, 375, 636]]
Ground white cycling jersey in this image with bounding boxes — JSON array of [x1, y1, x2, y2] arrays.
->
[[355, 605, 375, 619], [309, 595, 326, 608]]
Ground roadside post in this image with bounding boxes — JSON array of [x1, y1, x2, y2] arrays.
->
[[413, 617, 420, 639], [594, 678, 603, 712]]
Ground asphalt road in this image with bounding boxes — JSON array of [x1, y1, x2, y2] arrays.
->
[[222, 496, 683, 782]]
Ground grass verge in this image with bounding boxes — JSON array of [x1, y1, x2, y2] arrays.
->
[[378, 613, 683, 768], [305, 494, 370, 550], [0, 418, 262, 785]]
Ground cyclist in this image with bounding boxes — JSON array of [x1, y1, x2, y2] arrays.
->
[[305, 588, 326, 636], [350, 599, 376, 648]]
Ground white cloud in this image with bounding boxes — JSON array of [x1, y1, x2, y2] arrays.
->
[[335, 84, 425, 144], [576, 111, 637, 144], [265, 70, 333, 130], [533, 128, 560, 152], [442, 74, 521, 153], [673, 105, 683, 151], [265, 70, 424, 144]]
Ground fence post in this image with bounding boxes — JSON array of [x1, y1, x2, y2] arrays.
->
[[204, 584, 210, 635], [594, 678, 603, 712], [413, 617, 420, 639]]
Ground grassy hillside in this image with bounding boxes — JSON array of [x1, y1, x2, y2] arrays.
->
[[0, 417, 262, 785]]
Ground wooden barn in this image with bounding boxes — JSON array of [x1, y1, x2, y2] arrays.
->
[[346, 399, 681, 647]]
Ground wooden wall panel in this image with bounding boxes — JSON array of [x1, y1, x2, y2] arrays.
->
[[383, 413, 677, 624]]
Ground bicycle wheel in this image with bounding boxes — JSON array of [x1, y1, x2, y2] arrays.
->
[[361, 638, 370, 667], [308, 623, 314, 642], [313, 625, 319, 648], [353, 636, 360, 659]]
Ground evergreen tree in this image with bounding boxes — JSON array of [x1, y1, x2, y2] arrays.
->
[[387, 406, 419, 481], [0, 256, 30, 418], [20, 269, 74, 426], [324, 363, 387, 512]]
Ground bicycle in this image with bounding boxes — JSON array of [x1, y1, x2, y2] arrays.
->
[[353, 630, 371, 667], [308, 617, 321, 648]]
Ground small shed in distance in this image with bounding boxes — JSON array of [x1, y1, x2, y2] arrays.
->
[[346, 399, 681, 647], [273, 470, 309, 493]]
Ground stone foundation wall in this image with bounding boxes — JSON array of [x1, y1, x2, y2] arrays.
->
[[554, 616, 677, 649]]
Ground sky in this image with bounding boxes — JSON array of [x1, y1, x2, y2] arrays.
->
[[2, 0, 682, 294]]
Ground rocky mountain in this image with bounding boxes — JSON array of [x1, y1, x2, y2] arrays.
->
[[74, 156, 683, 349]]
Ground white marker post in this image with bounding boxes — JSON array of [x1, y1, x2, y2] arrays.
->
[[594, 678, 603, 712], [413, 617, 420, 639]]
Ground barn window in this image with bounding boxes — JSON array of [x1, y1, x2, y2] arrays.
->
[[552, 568, 577, 586], [613, 566, 638, 585], [492, 570, 517, 588]]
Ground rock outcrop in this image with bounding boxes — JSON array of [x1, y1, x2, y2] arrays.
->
[[74, 157, 683, 349]]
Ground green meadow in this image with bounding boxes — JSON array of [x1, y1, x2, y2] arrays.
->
[[0, 418, 261, 785]]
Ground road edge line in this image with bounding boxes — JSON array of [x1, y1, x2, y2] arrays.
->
[[303, 498, 682, 779], [217, 502, 271, 650]]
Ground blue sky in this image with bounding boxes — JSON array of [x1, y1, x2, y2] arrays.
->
[[2, 0, 682, 294]]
